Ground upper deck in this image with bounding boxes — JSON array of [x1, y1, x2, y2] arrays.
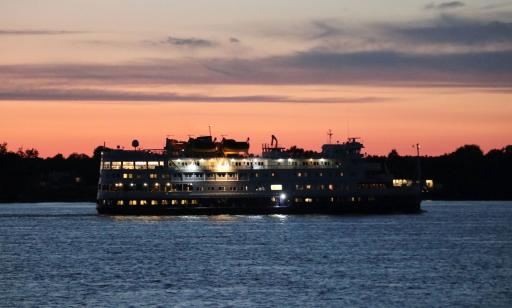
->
[[100, 136, 366, 172], [100, 153, 338, 172]]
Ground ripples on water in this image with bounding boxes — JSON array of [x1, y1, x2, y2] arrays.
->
[[1, 201, 511, 307]]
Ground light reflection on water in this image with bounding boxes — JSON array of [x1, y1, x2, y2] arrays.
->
[[0, 201, 511, 307]]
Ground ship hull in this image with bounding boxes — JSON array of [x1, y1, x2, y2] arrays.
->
[[96, 196, 421, 215]]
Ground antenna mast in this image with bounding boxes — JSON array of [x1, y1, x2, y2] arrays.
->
[[327, 129, 333, 144]]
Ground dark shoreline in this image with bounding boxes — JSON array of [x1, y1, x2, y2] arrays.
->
[[1, 143, 511, 203]]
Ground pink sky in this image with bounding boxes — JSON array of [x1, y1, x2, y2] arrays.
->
[[1, 1, 511, 157]]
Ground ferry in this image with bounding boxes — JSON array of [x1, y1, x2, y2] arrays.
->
[[96, 134, 421, 215]]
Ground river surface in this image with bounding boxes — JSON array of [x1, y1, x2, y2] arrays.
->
[[1, 201, 511, 307]]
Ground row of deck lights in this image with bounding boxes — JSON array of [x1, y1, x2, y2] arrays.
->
[[117, 182, 174, 187]]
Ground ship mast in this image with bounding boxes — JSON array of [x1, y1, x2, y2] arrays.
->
[[413, 143, 422, 191]]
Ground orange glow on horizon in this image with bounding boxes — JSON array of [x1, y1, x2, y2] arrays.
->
[[1, 85, 511, 158]]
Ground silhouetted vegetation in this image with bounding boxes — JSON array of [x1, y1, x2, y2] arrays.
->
[[0, 143, 108, 202], [0, 142, 511, 202], [368, 144, 512, 200]]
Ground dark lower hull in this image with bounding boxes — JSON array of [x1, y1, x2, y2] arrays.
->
[[97, 196, 421, 215]]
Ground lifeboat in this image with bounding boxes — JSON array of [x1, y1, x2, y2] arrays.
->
[[185, 136, 219, 156], [221, 138, 250, 156]]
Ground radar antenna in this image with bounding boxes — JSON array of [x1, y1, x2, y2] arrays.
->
[[131, 139, 139, 150]]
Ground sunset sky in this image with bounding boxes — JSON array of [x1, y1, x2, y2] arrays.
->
[[1, 0, 511, 157]]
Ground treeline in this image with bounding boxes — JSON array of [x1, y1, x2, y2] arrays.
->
[[0, 142, 511, 202], [0, 143, 106, 202], [369, 144, 512, 200]]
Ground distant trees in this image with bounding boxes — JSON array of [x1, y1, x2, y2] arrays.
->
[[452, 144, 483, 160], [0, 144, 40, 158], [0, 143, 7, 155], [0, 141, 511, 202], [0, 142, 99, 202], [388, 149, 400, 159]]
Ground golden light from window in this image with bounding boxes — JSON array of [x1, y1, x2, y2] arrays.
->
[[270, 184, 283, 191], [426, 179, 434, 188], [215, 159, 231, 172]]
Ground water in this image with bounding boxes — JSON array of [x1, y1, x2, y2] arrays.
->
[[1, 202, 511, 307]]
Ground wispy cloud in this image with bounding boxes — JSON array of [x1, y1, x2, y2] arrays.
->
[[163, 36, 214, 48], [0, 29, 87, 35], [0, 87, 384, 104], [2, 14, 511, 89], [393, 15, 512, 45], [309, 20, 345, 39], [481, 2, 512, 10], [1, 48, 511, 87], [425, 1, 465, 10]]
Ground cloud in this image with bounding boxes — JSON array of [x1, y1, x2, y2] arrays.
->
[[0, 29, 86, 35], [482, 2, 512, 10], [387, 15, 512, 45], [0, 87, 384, 104], [283, 50, 512, 75], [1, 49, 511, 87], [164, 36, 214, 48], [425, 1, 465, 10], [229, 37, 240, 44], [309, 20, 344, 39]]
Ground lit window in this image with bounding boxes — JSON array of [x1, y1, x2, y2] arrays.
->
[[270, 184, 283, 191], [148, 161, 159, 169], [426, 179, 434, 188], [140, 200, 147, 205], [122, 162, 134, 170], [103, 162, 111, 169], [305, 198, 313, 203], [149, 174, 158, 179], [116, 200, 124, 205], [112, 162, 122, 170], [135, 161, 147, 170], [151, 200, 158, 205], [129, 200, 137, 205]]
